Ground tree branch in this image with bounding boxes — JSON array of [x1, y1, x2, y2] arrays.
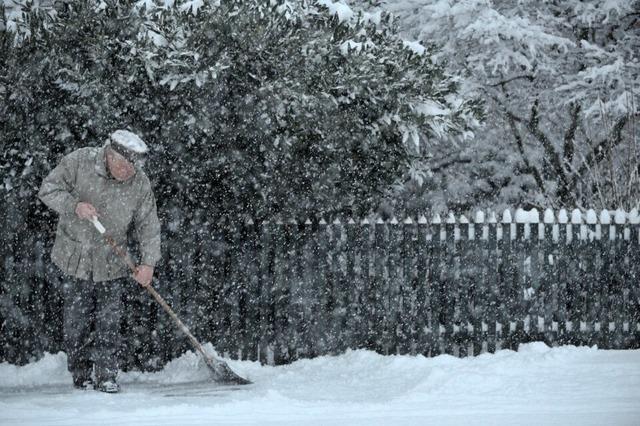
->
[[570, 115, 629, 190], [486, 91, 548, 197], [429, 154, 472, 173], [562, 103, 581, 172], [488, 74, 535, 87], [505, 110, 546, 195], [525, 99, 574, 205]]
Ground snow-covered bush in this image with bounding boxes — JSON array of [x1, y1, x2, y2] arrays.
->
[[1, 0, 481, 222]]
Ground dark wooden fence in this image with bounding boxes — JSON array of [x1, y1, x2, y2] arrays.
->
[[202, 209, 640, 364], [1, 207, 639, 368]]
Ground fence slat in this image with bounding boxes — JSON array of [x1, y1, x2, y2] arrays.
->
[[331, 220, 348, 354], [286, 221, 303, 362], [612, 224, 626, 348], [633, 226, 640, 349], [429, 221, 444, 356], [360, 220, 374, 350], [486, 220, 498, 353], [556, 223, 569, 345], [241, 220, 260, 361], [498, 221, 513, 350], [387, 219, 403, 354], [344, 219, 360, 349], [258, 221, 274, 364], [582, 222, 598, 347], [457, 220, 471, 358], [414, 218, 429, 355], [472, 219, 485, 356], [515, 223, 528, 347], [444, 221, 456, 356], [400, 219, 416, 354], [538, 223, 553, 346], [620, 223, 634, 348]]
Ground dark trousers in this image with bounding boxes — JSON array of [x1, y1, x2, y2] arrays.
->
[[62, 275, 126, 382]]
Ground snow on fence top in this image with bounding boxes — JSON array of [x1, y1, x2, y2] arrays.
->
[[239, 208, 640, 243], [250, 208, 640, 226]]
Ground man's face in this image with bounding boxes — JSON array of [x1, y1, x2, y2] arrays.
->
[[106, 148, 136, 181]]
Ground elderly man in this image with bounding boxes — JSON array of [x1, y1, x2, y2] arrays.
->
[[38, 130, 161, 393]]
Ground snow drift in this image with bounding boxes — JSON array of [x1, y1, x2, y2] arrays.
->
[[1, 342, 639, 425]]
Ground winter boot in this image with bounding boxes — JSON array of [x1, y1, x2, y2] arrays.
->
[[95, 380, 120, 393]]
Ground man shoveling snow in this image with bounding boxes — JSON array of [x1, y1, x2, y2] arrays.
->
[[38, 130, 161, 393]]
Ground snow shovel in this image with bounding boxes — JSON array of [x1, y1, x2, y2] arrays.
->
[[90, 216, 251, 385]]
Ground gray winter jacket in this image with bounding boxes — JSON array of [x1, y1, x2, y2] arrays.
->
[[38, 145, 161, 282]]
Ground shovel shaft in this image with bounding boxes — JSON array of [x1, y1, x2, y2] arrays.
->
[[102, 235, 204, 351], [143, 283, 215, 365], [99, 233, 251, 385]]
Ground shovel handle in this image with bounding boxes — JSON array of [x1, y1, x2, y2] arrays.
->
[[90, 216, 106, 234], [91, 216, 251, 382], [101, 230, 214, 361], [91, 217, 137, 273]]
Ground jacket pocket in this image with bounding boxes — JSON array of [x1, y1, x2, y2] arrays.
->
[[51, 232, 82, 276]]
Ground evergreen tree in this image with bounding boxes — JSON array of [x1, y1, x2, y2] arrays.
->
[[2, 0, 480, 221]]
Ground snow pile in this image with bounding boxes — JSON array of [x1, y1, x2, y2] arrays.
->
[[1, 343, 640, 425], [119, 343, 256, 385], [0, 343, 248, 388], [0, 352, 70, 388]]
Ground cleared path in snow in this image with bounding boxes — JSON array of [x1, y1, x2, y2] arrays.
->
[[1, 342, 639, 426]]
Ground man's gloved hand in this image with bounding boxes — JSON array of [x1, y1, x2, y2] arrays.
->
[[75, 202, 100, 220], [134, 265, 154, 288]]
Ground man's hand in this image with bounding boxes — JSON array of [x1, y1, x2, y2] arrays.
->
[[75, 202, 100, 220], [134, 265, 154, 288]]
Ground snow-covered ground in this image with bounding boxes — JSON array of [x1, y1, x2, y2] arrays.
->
[[1, 342, 639, 426]]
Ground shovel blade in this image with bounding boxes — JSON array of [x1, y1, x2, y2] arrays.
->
[[203, 354, 252, 385]]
